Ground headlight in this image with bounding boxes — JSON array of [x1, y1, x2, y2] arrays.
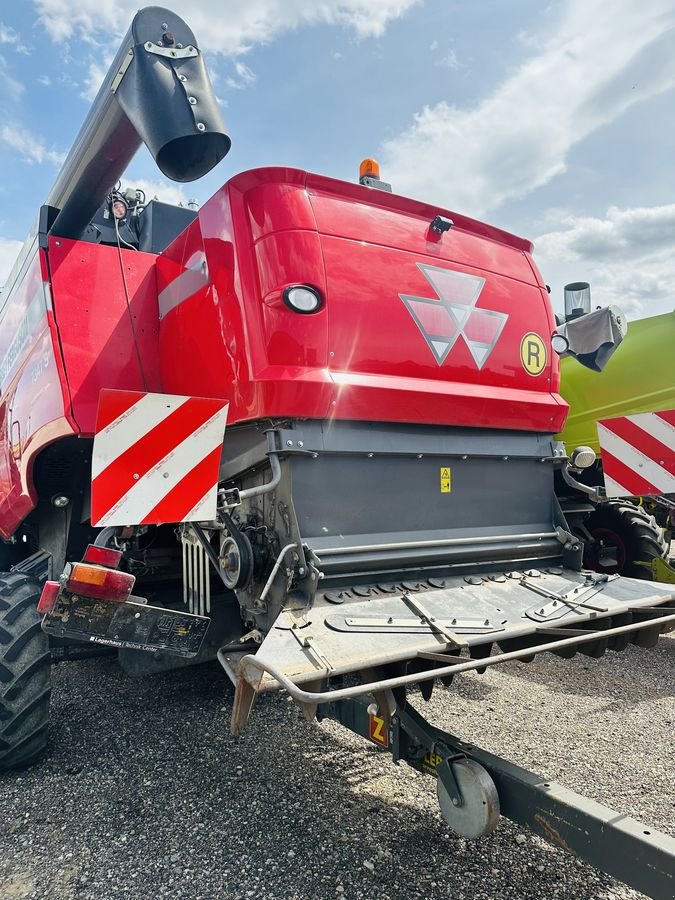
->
[[283, 285, 323, 314], [551, 333, 569, 355]]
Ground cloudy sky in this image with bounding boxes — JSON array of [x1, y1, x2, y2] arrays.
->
[[1, 0, 674, 319]]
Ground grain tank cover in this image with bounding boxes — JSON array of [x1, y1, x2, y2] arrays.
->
[[47, 6, 230, 239]]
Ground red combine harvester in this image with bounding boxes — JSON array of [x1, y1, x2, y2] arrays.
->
[[0, 8, 673, 894]]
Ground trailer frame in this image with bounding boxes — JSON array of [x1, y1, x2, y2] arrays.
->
[[319, 697, 675, 899]]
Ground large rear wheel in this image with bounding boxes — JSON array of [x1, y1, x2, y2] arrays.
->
[[0, 573, 51, 771], [582, 500, 668, 579]]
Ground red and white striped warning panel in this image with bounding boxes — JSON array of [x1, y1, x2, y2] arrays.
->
[[597, 409, 675, 498], [91, 390, 228, 527]]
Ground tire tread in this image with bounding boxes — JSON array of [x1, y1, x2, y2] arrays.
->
[[0, 573, 51, 771]]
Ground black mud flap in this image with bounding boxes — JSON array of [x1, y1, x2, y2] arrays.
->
[[42, 592, 210, 657]]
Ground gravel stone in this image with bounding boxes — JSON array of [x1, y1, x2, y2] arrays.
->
[[0, 633, 672, 899]]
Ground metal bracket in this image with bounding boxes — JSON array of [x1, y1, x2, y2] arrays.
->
[[111, 48, 134, 94], [144, 42, 199, 59], [402, 592, 468, 646], [328, 613, 497, 637], [435, 744, 465, 807], [219, 487, 241, 508], [522, 575, 612, 622], [635, 556, 675, 584]]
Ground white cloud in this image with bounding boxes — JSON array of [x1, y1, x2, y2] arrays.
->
[[0, 54, 24, 101], [0, 124, 66, 166], [80, 53, 113, 103], [0, 24, 30, 54], [435, 49, 463, 71], [33, 0, 418, 54], [226, 61, 256, 90], [534, 202, 675, 319], [80, 58, 112, 102], [0, 237, 23, 287], [382, 0, 675, 217], [124, 179, 190, 208]]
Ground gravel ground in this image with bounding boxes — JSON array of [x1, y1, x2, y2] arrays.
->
[[0, 633, 673, 900]]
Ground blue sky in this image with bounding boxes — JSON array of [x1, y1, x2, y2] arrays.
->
[[1, 0, 675, 320]]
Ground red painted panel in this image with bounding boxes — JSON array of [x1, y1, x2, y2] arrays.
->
[[0, 249, 75, 538], [156, 168, 567, 432], [307, 175, 535, 283], [49, 237, 160, 434], [158, 179, 335, 422], [317, 232, 564, 432]]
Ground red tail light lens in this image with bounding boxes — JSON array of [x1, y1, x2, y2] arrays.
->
[[65, 563, 135, 602], [83, 544, 123, 568], [37, 581, 60, 614]]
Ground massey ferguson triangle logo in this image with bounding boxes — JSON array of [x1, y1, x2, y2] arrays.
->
[[399, 264, 508, 369]]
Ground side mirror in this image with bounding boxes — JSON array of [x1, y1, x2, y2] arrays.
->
[[553, 305, 627, 372]]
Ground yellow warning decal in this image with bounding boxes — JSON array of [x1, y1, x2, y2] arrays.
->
[[423, 750, 443, 775], [440, 467, 452, 493], [520, 332, 547, 376], [369, 713, 388, 748]]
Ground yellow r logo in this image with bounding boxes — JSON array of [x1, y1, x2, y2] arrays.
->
[[520, 332, 547, 376]]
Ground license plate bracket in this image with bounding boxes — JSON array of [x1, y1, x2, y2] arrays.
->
[[42, 592, 210, 657]]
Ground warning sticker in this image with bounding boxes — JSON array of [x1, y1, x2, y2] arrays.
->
[[520, 332, 547, 376], [423, 750, 443, 775], [440, 466, 452, 493], [369, 713, 389, 748]]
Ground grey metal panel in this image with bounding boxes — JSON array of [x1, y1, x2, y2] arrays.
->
[[278, 420, 555, 458], [250, 571, 675, 689], [290, 453, 554, 539], [218, 423, 270, 481]]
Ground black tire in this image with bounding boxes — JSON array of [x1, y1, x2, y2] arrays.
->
[[583, 500, 668, 579], [0, 573, 51, 771]]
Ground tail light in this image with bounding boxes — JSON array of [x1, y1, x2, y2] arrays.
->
[[65, 562, 135, 602]]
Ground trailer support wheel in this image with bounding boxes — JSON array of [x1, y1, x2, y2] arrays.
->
[[437, 756, 500, 838], [0, 573, 51, 771]]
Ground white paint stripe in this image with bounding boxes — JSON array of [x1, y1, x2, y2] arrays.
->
[[603, 474, 632, 498], [96, 407, 227, 527], [597, 423, 675, 493], [184, 490, 216, 523], [92, 393, 191, 479], [158, 253, 209, 319], [627, 412, 675, 452]]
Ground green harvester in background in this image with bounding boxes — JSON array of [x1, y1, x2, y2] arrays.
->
[[557, 300, 675, 581], [559, 310, 675, 455]]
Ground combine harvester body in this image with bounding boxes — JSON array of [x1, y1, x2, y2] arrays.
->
[[0, 8, 673, 895]]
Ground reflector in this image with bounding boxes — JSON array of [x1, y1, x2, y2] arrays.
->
[[83, 544, 123, 568], [37, 581, 60, 614]]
